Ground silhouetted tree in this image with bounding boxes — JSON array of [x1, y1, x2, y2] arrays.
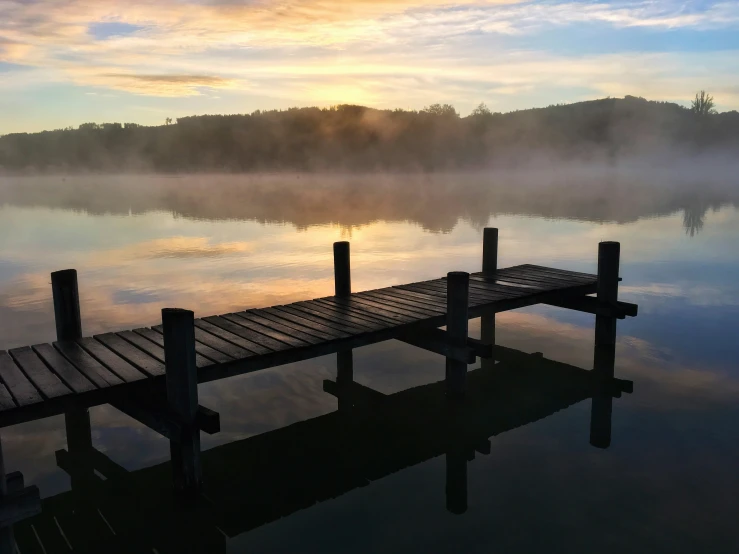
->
[[691, 91, 717, 116]]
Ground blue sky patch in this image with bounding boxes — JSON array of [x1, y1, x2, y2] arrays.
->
[[89, 22, 143, 40]]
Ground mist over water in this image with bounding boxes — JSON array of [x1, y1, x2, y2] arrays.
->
[[0, 168, 738, 552]]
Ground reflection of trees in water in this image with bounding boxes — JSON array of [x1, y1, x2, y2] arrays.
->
[[683, 205, 707, 237], [682, 198, 728, 237]]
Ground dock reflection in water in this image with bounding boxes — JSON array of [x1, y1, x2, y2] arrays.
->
[[12, 344, 631, 553]]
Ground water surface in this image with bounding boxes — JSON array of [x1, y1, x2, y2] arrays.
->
[[0, 171, 737, 553]]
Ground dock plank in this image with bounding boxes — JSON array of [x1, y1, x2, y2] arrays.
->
[[9, 347, 72, 399], [313, 298, 407, 327], [203, 316, 290, 352], [77, 337, 147, 383], [0, 352, 42, 407], [194, 320, 273, 356], [275, 305, 370, 335], [0, 384, 15, 411], [94, 333, 165, 378], [328, 297, 419, 323], [361, 290, 446, 314], [262, 307, 354, 339], [134, 327, 221, 368], [292, 302, 384, 331], [54, 341, 124, 388], [236, 311, 324, 346], [255, 308, 343, 341], [221, 313, 310, 349], [32, 343, 97, 394]]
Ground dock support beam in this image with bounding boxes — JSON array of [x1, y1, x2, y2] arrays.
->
[[446, 272, 470, 397], [481, 228, 498, 371], [590, 242, 620, 448], [163, 308, 202, 496]]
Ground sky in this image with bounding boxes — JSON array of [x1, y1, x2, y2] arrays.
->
[[0, 0, 738, 133]]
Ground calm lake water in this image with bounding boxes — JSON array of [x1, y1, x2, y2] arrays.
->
[[0, 170, 738, 553]]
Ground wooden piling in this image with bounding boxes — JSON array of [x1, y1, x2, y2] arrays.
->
[[51, 269, 82, 342], [445, 446, 467, 515], [333, 241, 351, 297], [590, 241, 620, 449], [162, 308, 202, 496], [481, 228, 498, 370], [0, 435, 13, 554], [52, 269, 97, 486], [446, 272, 470, 397], [336, 350, 354, 413]]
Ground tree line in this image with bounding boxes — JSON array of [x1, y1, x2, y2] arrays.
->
[[1, 95, 737, 172]]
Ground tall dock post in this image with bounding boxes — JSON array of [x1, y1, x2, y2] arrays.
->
[[446, 272, 470, 397], [163, 308, 202, 496], [52, 270, 95, 482], [481, 228, 498, 370], [333, 242, 354, 412], [590, 242, 620, 448]]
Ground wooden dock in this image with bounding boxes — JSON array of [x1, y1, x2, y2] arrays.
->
[[0, 228, 638, 549]]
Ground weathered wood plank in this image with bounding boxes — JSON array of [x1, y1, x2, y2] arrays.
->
[[138, 327, 223, 367], [351, 292, 437, 318], [332, 296, 424, 322], [473, 272, 562, 289], [275, 305, 370, 335], [203, 316, 290, 352], [32, 343, 97, 394], [384, 287, 448, 308], [518, 264, 597, 280], [93, 333, 165, 377], [262, 307, 354, 339], [0, 384, 15, 411], [194, 320, 273, 356], [191, 327, 247, 360], [0, 352, 41, 407], [76, 337, 148, 383], [315, 298, 411, 326], [293, 301, 386, 331], [404, 281, 503, 304], [54, 341, 124, 388], [236, 311, 325, 345], [502, 266, 594, 285], [9, 347, 72, 399], [221, 313, 310, 348], [255, 308, 342, 341], [361, 290, 446, 314]]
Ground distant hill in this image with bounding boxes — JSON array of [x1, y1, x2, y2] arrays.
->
[[1, 96, 738, 172]]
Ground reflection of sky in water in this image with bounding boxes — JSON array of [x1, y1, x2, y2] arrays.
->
[[0, 175, 737, 552]]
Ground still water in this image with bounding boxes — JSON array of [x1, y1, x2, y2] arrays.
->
[[0, 171, 738, 553]]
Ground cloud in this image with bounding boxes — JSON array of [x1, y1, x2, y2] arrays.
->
[[1, 0, 738, 113]]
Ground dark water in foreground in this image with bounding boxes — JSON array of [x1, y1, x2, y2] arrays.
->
[[0, 171, 738, 553]]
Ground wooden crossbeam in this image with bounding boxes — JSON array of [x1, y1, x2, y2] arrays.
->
[[56, 447, 129, 480], [322, 380, 388, 407], [543, 296, 638, 318], [396, 328, 492, 363], [111, 397, 220, 440]]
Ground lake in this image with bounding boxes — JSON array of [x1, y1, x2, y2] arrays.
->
[[0, 169, 738, 553]]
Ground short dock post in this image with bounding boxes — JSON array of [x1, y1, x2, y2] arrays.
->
[[590, 242, 620, 448], [481, 228, 498, 370], [446, 272, 470, 397], [52, 270, 96, 481], [163, 308, 202, 496], [333, 241, 351, 297]]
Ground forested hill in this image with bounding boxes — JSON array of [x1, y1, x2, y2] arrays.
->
[[2, 96, 738, 173]]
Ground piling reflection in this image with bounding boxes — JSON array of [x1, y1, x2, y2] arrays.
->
[[10, 344, 632, 553]]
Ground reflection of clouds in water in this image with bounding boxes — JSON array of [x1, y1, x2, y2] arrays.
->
[[3, 310, 737, 499]]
